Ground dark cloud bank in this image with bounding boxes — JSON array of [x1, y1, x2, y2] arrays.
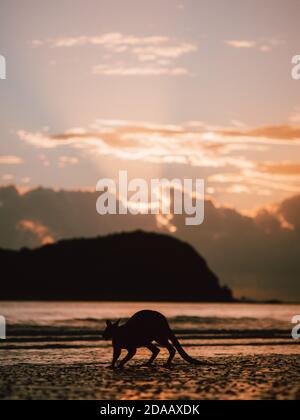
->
[[0, 185, 299, 301]]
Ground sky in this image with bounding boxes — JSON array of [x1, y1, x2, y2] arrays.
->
[[0, 0, 300, 299], [0, 0, 300, 210]]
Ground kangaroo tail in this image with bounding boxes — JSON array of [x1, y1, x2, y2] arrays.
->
[[169, 332, 202, 365]]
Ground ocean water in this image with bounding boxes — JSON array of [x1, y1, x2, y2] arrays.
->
[[0, 301, 299, 328], [0, 301, 299, 365]]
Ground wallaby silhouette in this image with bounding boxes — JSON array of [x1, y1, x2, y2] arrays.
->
[[102, 310, 202, 368]]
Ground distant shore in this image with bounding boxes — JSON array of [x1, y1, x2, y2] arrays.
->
[[0, 298, 298, 304]]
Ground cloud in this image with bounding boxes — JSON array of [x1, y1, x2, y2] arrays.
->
[[0, 155, 23, 165], [17, 121, 254, 170], [208, 168, 300, 195], [0, 185, 159, 249], [225, 38, 284, 52], [132, 43, 197, 61], [17, 219, 54, 246], [173, 194, 300, 300], [92, 64, 189, 76], [35, 33, 170, 49], [0, 185, 299, 301], [219, 125, 300, 141], [258, 162, 300, 175], [16, 120, 300, 198], [277, 194, 300, 229], [18, 130, 77, 148], [225, 40, 257, 49], [20, 123, 300, 154], [17, 120, 300, 157], [33, 33, 196, 58], [32, 32, 197, 77]]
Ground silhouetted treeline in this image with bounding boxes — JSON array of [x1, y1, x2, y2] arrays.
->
[[0, 231, 233, 302]]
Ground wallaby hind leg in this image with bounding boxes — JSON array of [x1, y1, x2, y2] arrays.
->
[[118, 348, 137, 369], [158, 339, 176, 368], [143, 343, 160, 366]]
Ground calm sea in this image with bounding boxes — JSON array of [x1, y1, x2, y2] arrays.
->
[[0, 301, 299, 326], [0, 302, 299, 364]]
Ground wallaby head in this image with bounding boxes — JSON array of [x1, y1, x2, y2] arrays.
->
[[102, 319, 120, 340]]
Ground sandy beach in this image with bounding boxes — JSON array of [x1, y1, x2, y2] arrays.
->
[[0, 354, 300, 400], [0, 302, 299, 400]]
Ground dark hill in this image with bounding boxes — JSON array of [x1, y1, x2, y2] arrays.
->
[[0, 231, 233, 302]]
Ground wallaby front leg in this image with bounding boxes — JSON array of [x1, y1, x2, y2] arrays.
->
[[118, 348, 137, 369], [109, 345, 121, 369]]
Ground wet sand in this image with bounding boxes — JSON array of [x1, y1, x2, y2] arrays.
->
[[1, 351, 299, 400], [1, 302, 299, 400]]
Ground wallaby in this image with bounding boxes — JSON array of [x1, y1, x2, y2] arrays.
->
[[102, 310, 202, 368]]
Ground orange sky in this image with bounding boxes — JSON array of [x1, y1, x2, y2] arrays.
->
[[0, 0, 300, 212]]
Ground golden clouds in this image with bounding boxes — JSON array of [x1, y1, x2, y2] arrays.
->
[[17, 219, 54, 246], [258, 163, 300, 175], [33, 32, 197, 77], [0, 156, 23, 165], [220, 125, 300, 141], [16, 119, 300, 200], [224, 39, 284, 52]]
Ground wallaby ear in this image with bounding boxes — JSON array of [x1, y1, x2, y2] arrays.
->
[[106, 320, 112, 327]]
